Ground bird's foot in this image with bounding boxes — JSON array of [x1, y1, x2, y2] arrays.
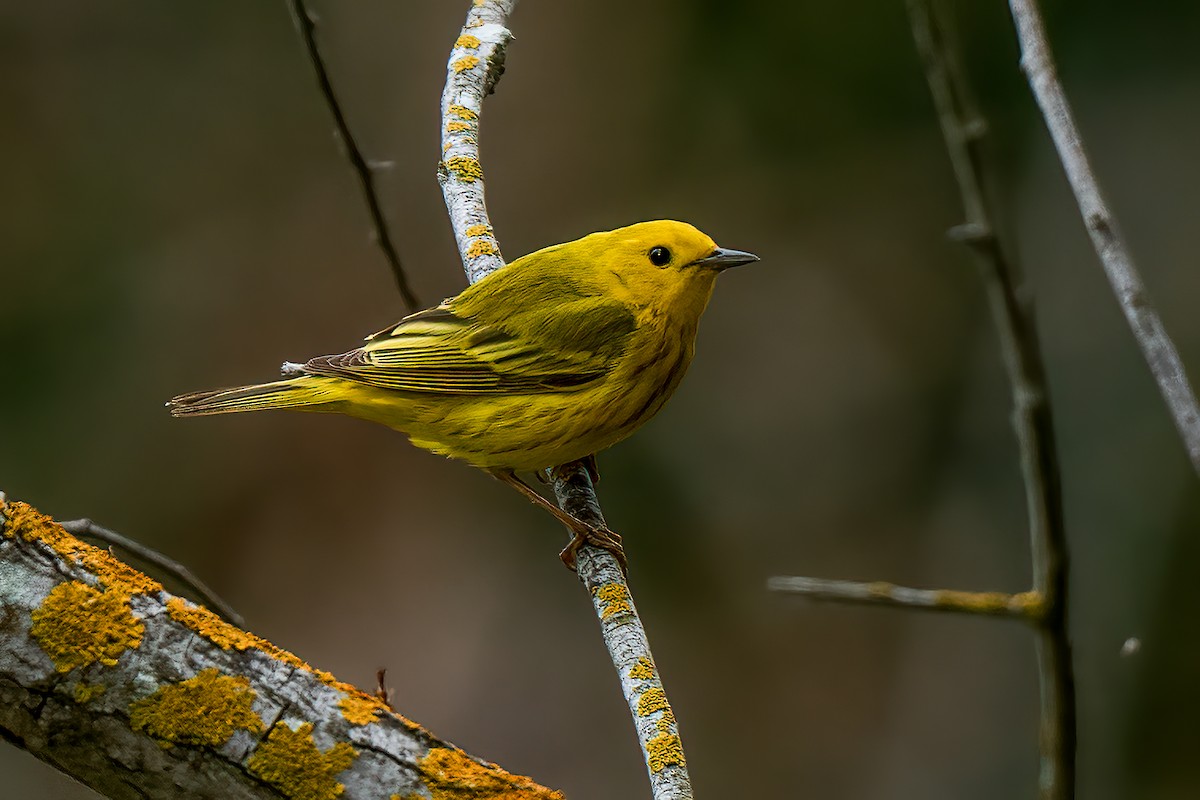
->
[[559, 524, 627, 575]]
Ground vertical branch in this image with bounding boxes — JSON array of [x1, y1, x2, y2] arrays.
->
[[907, 2, 1075, 798], [437, 3, 694, 798], [1007, 0, 1200, 476], [437, 0, 513, 284], [287, 0, 422, 311]]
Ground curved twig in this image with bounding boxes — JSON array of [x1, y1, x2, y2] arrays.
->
[[435, 3, 695, 798], [59, 517, 246, 630], [1008, 0, 1200, 477], [287, 0, 421, 311]]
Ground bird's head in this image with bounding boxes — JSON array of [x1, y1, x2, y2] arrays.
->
[[594, 220, 758, 316]]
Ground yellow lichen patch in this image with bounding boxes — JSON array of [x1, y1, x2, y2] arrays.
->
[[628, 656, 655, 681], [1010, 590, 1046, 619], [594, 583, 631, 620], [248, 723, 357, 800], [31, 581, 144, 673], [129, 668, 262, 749], [448, 105, 478, 121], [167, 597, 424, 734], [455, 34, 481, 49], [418, 747, 563, 800], [338, 691, 388, 726], [167, 597, 305, 669], [445, 121, 471, 133], [452, 56, 480, 73], [444, 156, 483, 182], [655, 715, 675, 735], [2, 502, 161, 597], [645, 733, 686, 774], [464, 224, 492, 237], [74, 683, 106, 704], [472, 0, 486, 7], [466, 240, 498, 258], [636, 687, 668, 717]]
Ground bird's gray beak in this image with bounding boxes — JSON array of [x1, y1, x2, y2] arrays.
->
[[697, 247, 760, 271]]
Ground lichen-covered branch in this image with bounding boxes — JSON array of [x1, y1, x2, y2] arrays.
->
[[436, 4, 694, 798], [768, 575, 1041, 620], [1008, 0, 1200, 477], [437, 0, 514, 284], [0, 497, 562, 800]]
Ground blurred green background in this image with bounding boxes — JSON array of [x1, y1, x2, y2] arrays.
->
[[3, 1, 1198, 798]]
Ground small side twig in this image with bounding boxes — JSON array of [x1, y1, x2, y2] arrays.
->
[[59, 517, 246, 629], [287, 0, 421, 311], [1008, 0, 1200, 477], [767, 576, 1041, 620]]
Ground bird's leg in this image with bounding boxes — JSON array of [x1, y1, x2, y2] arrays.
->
[[488, 469, 626, 574]]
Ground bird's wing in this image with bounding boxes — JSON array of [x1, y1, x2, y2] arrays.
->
[[302, 299, 637, 395]]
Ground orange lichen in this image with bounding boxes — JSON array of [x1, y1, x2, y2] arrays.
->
[[30, 580, 144, 672], [418, 747, 563, 800], [445, 121, 471, 133], [645, 733, 686, 774], [167, 597, 420, 732], [452, 56, 480, 73], [466, 240, 498, 257], [338, 692, 386, 726], [2, 502, 161, 597], [455, 34, 481, 49], [74, 683, 106, 704], [248, 722, 357, 800], [444, 156, 483, 182], [628, 656, 655, 681], [448, 105, 478, 121], [464, 224, 492, 237], [636, 687, 668, 717], [594, 583, 631, 620], [130, 668, 263, 748]]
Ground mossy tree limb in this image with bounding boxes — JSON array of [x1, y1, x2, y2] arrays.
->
[[0, 497, 563, 800]]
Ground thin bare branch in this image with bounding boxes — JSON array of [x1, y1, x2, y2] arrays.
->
[[768, 576, 1041, 620], [287, 0, 421, 311], [436, 4, 694, 797], [59, 517, 246, 630], [1008, 0, 1200, 476], [908, 2, 1075, 796]]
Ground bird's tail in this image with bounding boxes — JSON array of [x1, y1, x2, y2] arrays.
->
[[167, 376, 334, 417]]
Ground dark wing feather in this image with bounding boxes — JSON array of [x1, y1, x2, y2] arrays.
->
[[303, 298, 637, 395]]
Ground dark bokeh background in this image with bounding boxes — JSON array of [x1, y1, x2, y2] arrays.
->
[[3, 1, 1198, 798]]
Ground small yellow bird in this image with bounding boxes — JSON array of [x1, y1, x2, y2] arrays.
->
[[169, 220, 757, 569]]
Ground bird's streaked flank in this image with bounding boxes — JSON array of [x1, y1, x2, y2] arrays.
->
[[169, 220, 757, 568]]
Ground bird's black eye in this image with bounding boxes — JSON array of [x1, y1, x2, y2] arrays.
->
[[648, 246, 671, 266]]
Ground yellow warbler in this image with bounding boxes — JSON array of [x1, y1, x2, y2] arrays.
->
[[169, 220, 757, 567]]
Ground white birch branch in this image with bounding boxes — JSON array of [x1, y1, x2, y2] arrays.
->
[[436, 4, 694, 798], [0, 495, 563, 800], [1008, 0, 1200, 477]]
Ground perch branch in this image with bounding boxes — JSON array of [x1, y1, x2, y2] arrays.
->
[[435, 4, 694, 798], [1008, 0, 1200, 477], [767, 576, 1041, 620], [0, 497, 562, 800], [59, 517, 246, 629], [287, 0, 421, 311]]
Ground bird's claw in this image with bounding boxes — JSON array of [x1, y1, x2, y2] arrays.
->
[[559, 525, 627, 575]]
